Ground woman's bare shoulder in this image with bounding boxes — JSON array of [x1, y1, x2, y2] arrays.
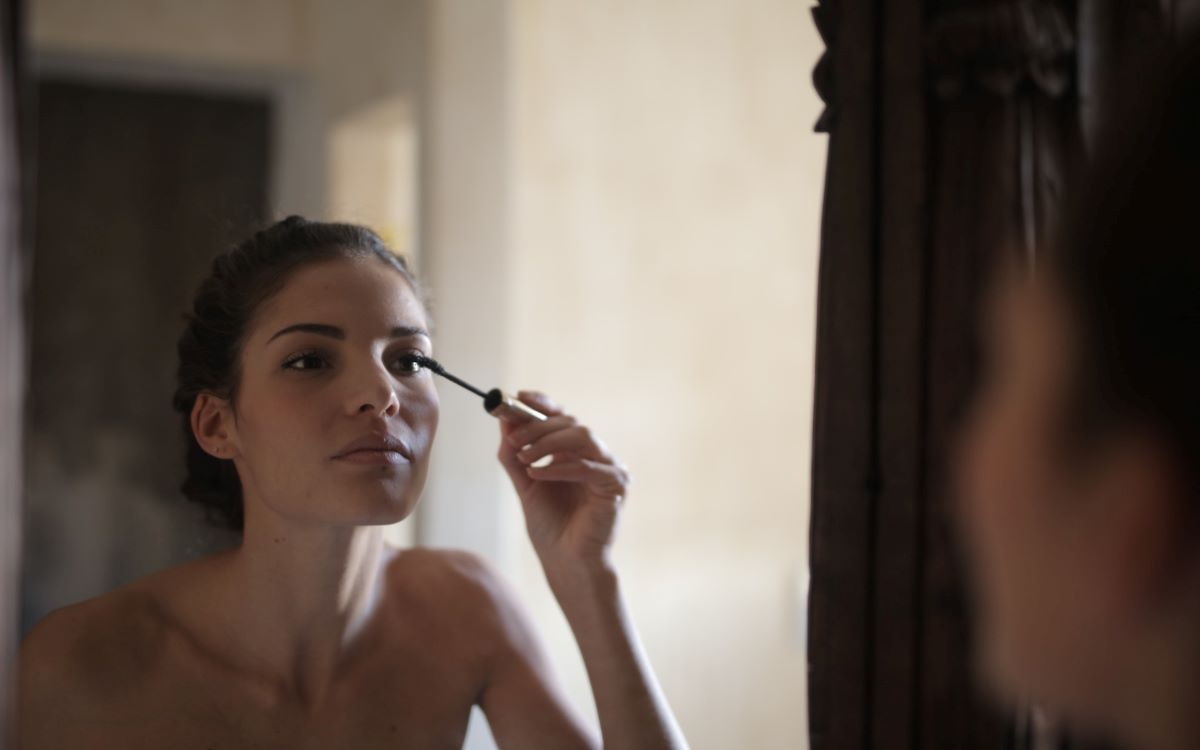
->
[[383, 547, 541, 654], [18, 586, 171, 717], [386, 546, 506, 606], [18, 555, 220, 706]]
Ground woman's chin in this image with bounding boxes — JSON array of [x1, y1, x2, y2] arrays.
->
[[331, 472, 425, 524], [257, 479, 422, 528], [348, 492, 419, 526], [279, 495, 418, 528]]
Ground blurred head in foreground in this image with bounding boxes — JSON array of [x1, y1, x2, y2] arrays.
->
[[958, 35, 1200, 749]]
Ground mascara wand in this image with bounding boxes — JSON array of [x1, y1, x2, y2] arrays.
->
[[416, 356, 549, 424]]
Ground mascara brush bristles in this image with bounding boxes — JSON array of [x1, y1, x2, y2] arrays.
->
[[419, 355, 489, 399]]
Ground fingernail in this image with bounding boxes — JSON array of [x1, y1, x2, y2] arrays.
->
[[517, 449, 533, 463]]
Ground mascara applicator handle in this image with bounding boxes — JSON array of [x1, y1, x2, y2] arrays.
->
[[484, 389, 549, 423]]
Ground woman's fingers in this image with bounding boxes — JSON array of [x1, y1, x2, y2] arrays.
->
[[525, 458, 630, 499], [517, 425, 609, 464], [497, 422, 536, 493], [498, 452, 533, 494], [497, 392, 573, 493], [505, 414, 576, 449], [497, 391, 629, 498], [516, 390, 565, 418]]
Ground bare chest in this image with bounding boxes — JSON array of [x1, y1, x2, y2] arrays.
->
[[64, 633, 487, 749]]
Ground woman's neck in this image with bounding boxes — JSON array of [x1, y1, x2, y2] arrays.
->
[[208, 505, 397, 708]]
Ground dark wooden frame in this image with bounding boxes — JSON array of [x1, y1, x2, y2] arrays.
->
[[1, 0, 24, 745], [806, 1, 1081, 747]]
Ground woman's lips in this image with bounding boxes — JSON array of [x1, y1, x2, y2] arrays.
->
[[332, 432, 414, 464], [333, 448, 410, 466]]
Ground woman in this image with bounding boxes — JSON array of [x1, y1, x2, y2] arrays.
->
[[18, 217, 689, 749], [957, 37, 1200, 750]]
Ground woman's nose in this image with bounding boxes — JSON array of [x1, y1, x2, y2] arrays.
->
[[348, 362, 400, 418]]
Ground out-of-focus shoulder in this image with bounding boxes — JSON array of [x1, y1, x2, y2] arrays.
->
[[386, 546, 507, 601], [19, 587, 170, 703], [384, 546, 526, 633], [384, 546, 549, 669]]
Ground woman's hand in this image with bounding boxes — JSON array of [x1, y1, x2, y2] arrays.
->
[[496, 392, 689, 750], [497, 391, 630, 584]]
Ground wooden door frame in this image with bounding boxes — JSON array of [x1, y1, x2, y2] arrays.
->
[[1, 1, 23, 744]]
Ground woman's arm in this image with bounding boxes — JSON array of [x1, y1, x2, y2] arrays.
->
[[543, 561, 689, 750], [490, 391, 689, 750], [464, 552, 600, 750]]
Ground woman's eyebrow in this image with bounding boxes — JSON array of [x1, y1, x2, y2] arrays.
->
[[390, 325, 431, 340], [267, 322, 430, 344]]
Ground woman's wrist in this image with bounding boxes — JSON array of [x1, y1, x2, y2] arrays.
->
[[543, 554, 621, 615]]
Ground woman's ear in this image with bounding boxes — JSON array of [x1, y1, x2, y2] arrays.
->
[[191, 393, 239, 459]]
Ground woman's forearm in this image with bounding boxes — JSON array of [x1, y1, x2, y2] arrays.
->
[[548, 563, 689, 750], [495, 394, 686, 748]]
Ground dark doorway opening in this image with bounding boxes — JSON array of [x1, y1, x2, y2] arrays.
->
[[22, 77, 271, 634]]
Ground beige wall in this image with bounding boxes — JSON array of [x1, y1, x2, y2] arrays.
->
[[32, 0, 305, 70], [504, 2, 824, 747], [416, 4, 825, 745]]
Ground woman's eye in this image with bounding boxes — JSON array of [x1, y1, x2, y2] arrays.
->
[[393, 354, 425, 375], [283, 353, 329, 371]]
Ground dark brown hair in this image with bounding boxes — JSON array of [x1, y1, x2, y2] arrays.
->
[[172, 216, 422, 531], [1051, 35, 1200, 491]]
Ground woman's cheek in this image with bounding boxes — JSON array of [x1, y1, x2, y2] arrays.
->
[[960, 400, 1014, 544], [959, 394, 1044, 624], [405, 384, 440, 462]]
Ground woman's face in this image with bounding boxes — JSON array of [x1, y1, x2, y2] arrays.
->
[[224, 255, 439, 528], [957, 273, 1165, 721]]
